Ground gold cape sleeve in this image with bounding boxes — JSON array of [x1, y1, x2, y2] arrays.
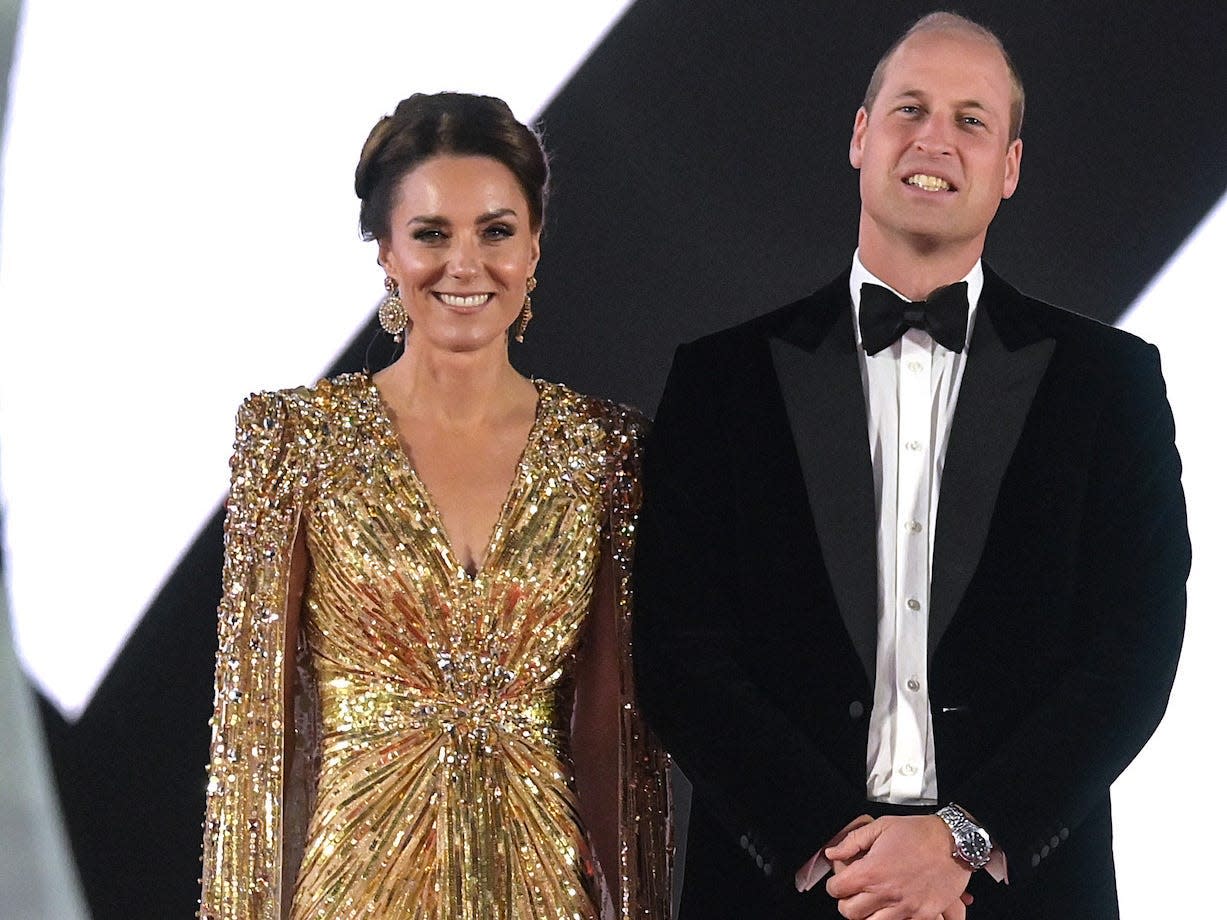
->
[[604, 404, 675, 920], [200, 391, 306, 920]]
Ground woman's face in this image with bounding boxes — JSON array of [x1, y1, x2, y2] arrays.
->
[[379, 155, 540, 355]]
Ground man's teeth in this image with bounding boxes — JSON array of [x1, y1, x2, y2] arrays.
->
[[906, 174, 952, 192], [437, 293, 491, 307]]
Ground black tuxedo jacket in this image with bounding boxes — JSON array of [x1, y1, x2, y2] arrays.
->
[[633, 268, 1189, 919]]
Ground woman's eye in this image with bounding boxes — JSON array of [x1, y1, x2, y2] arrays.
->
[[413, 228, 446, 242], [484, 223, 514, 239]]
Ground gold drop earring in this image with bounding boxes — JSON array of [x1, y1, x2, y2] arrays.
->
[[378, 276, 407, 343], [515, 276, 537, 343]]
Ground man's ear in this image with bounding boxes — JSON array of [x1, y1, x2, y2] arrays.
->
[[849, 107, 869, 169], [1001, 137, 1023, 200]]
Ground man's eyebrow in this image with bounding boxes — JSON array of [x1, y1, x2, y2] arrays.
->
[[891, 90, 996, 115]]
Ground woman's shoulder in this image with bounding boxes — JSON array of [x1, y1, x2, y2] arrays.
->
[[234, 372, 373, 424], [228, 374, 383, 486], [539, 379, 648, 442]]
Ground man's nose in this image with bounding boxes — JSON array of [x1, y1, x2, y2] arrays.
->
[[913, 116, 956, 155]]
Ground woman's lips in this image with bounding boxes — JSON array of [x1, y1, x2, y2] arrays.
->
[[435, 292, 494, 308]]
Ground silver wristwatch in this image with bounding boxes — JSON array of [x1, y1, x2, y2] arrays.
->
[[936, 804, 992, 871]]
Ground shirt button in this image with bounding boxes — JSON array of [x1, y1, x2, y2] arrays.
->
[[908, 360, 925, 373], [907, 598, 921, 611], [904, 520, 922, 534], [900, 763, 918, 776], [905, 440, 923, 451], [906, 678, 921, 692]]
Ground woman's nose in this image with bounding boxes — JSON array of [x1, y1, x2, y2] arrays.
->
[[446, 236, 480, 279]]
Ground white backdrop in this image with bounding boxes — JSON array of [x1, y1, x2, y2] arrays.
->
[[0, 0, 633, 718]]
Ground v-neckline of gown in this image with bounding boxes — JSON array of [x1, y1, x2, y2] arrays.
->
[[365, 375, 550, 583]]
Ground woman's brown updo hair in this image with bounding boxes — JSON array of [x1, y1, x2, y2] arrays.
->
[[355, 92, 550, 242]]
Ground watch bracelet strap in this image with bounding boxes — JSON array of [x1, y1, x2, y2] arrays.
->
[[937, 804, 991, 869]]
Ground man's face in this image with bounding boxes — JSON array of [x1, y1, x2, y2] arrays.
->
[[850, 29, 1022, 257]]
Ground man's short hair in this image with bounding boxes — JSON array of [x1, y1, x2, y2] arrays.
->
[[862, 11, 1025, 141]]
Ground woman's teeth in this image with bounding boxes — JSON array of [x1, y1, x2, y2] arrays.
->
[[437, 293, 492, 307]]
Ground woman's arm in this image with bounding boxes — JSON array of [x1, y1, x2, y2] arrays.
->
[[277, 522, 310, 918], [572, 399, 673, 919], [201, 392, 307, 920], [281, 525, 308, 774], [571, 542, 623, 914]]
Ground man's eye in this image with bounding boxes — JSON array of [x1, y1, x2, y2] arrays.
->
[[899, 105, 921, 115], [961, 116, 985, 127]]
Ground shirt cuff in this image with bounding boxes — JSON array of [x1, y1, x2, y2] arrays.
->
[[985, 847, 1008, 883], [795, 848, 832, 892]]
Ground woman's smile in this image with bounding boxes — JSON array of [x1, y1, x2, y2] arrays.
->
[[434, 291, 495, 310]]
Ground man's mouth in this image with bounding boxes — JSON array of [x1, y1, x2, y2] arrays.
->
[[905, 173, 954, 193], [435, 292, 494, 308]]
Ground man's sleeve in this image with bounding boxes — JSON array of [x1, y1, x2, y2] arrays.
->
[[633, 341, 865, 880], [948, 341, 1190, 886]]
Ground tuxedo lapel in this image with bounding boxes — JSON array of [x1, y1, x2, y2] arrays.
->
[[929, 270, 1055, 658], [768, 275, 879, 681]]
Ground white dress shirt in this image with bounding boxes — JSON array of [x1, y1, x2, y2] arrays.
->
[[795, 256, 1005, 893], [849, 251, 982, 805]]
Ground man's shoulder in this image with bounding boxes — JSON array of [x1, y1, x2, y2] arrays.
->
[[986, 270, 1159, 367]]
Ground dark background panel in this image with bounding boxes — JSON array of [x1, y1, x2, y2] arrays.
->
[[519, 0, 1226, 412], [27, 1, 1227, 916]]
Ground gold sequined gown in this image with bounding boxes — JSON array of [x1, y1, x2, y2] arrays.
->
[[200, 375, 671, 920]]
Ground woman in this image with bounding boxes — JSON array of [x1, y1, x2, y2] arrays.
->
[[199, 93, 671, 920]]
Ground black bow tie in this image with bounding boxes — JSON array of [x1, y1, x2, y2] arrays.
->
[[858, 281, 969, 355]]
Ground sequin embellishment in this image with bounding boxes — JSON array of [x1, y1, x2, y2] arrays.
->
[[200, 375, 671, 920]]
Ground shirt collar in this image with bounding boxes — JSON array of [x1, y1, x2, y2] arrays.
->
[[849, 249, 983, 351]]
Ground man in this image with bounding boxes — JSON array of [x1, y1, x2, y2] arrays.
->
[[633, 12, 1189, 920]]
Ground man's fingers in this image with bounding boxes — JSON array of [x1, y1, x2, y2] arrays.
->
[[832, 890, 890, 920], [828, 813, 874, 846], [830, 852, 864, 874], [825, 819, 883, 861], [857, 908, 909, 920], [825, 857, 874, 900]]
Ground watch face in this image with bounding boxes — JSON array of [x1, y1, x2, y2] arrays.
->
[[939, 807, 992, 868], [961, 828, 992, 865]]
